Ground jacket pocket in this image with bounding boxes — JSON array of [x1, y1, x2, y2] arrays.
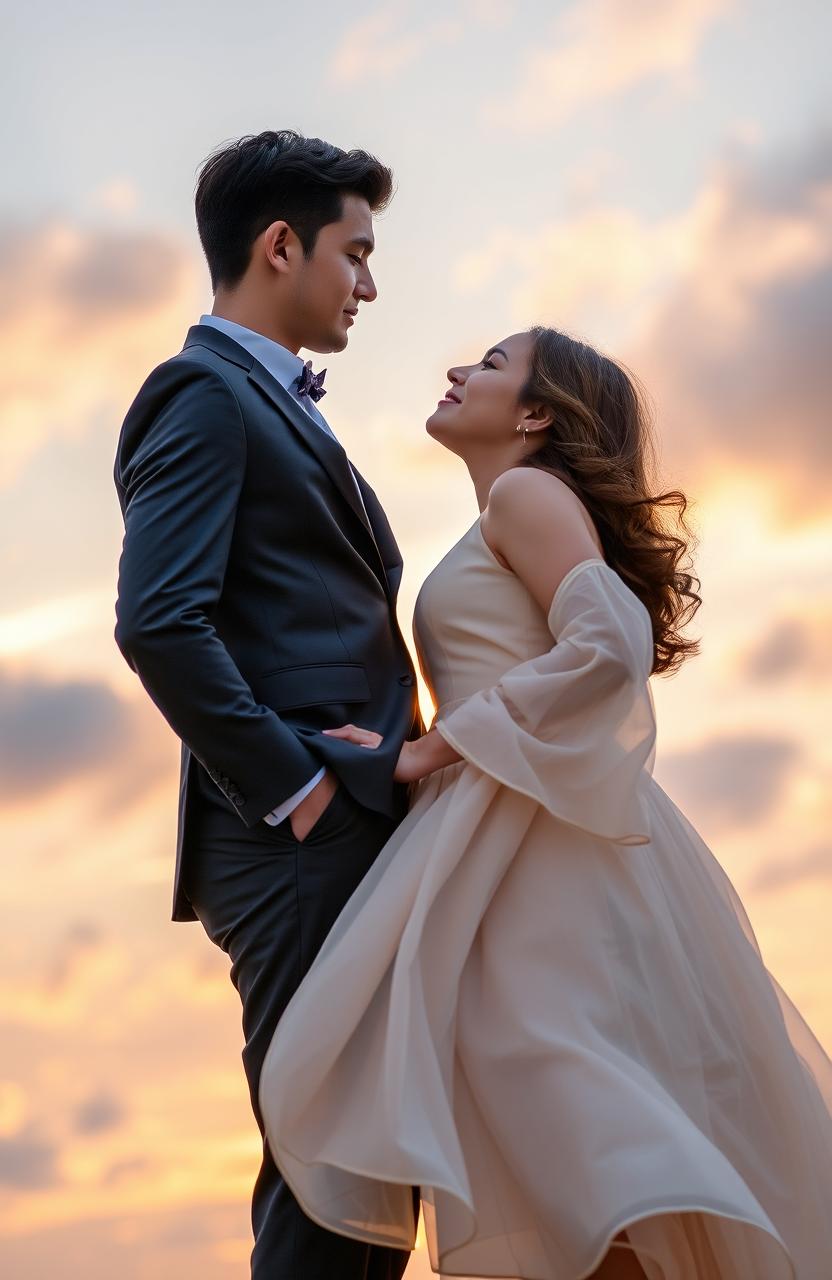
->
[[253, 661, 370, 711]]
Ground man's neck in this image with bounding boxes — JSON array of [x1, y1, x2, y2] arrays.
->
[[210, 291, 300, 354]]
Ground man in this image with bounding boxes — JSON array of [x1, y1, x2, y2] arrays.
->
[[113, 129, 422, 1279]]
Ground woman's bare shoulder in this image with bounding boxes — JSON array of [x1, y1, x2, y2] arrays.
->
[[486, 467, 602, 551], [488, 464, 574, 507]]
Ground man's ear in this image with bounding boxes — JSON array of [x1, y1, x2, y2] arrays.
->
[[262, 220, 294, 274]]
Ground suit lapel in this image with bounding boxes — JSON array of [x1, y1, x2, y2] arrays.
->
[[182, 328, 391, 596], [245, 363, 390, 593], [352, 468, 404, 598]]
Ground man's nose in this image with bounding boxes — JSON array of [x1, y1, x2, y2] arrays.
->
[[356, 267, 377, 303]]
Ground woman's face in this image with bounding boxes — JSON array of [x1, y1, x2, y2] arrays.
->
[[426, 331, 535, 456]]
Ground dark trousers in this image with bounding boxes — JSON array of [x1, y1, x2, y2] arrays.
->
[[182, 769, 418, 1280]]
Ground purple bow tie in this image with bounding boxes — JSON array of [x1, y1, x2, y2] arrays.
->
[[296, 359, 327, 402]]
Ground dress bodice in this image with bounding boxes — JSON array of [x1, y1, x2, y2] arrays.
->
[[412, 516, 597, 717]]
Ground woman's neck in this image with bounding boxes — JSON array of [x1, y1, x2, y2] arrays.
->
[[466, 452, 524, 512]]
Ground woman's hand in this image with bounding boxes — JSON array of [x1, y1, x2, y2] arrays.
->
[[321, 724, 383, 750], [322, 725, 462, 783]]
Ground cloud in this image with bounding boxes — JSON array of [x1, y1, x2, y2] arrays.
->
[[0, 665, 173, 812], [0, 1082, 27, 1137], [630, 131, 832, 510], [0, 923, 131, 1032], [74, 1090, 127, 1135], [0, 222, 186, 331], [749, 844, 831, 894], [329, 3, 462, 85], [98, 1155, 152, 1186], [45, 922, 107, 992], [87, 179, 139, 215], [0, 218, 199, 485], [656, 732, 801, 828], [738, 612, 832, 684], [454, 203, 698, 343], [0, 1201, 247, 1278], [0, 926, 128, 1031], [0, 589, 116, 660], [485, 0, 733, 132], [0, 668, 129, 800], [454, 129, 832, 516], [57, 232, 180, 321], [0, 1128, 60, 1188]]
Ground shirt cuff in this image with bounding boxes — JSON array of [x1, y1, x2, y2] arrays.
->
[[263, 767, 327, 826]]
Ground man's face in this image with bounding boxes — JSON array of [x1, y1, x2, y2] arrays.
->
[[288, 192, 378, 354]]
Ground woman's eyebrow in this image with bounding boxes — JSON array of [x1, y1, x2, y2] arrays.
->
[[483, 346, 508, 361]]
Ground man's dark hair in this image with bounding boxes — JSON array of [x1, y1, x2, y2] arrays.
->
[[194, 129, 395, 291]]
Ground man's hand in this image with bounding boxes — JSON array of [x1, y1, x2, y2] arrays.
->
[[289, 768, 339, 842]]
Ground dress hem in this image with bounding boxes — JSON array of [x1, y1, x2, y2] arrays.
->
[[260, 1125, 797, 1280]]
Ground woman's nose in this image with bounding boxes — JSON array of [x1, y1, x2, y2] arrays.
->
[[447, 367, 464, 386]]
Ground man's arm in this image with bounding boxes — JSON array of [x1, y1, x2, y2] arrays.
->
[[114, 360, 322, 825]]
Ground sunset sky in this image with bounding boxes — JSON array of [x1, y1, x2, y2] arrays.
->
[[2, 1, 830, 1276]]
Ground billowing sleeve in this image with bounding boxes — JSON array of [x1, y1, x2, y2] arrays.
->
[[434, 560, 656, 845]]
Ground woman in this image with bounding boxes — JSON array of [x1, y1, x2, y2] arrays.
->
[[257, 326, 832, 1278]]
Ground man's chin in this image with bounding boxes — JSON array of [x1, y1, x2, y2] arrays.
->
[[307, 329, 349, 355]]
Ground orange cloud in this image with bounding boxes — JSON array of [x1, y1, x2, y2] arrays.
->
[[0, 219, 200, 485], [454, 203, 699, 340], [629, 133, 832, 513], [454, 130, 832, 516], [0, 1201, 249, 1279], [750, 844, 832, 894], [736, 610, 832, 684], [485, 0, 734, 131], [329, 3, 463, 85], [0, 1127, 60, 1189], [655, 731, 803, 830], [0, 664, 172, 813]]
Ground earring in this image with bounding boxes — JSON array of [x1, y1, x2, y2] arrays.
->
[[515, 424, 528, 444]]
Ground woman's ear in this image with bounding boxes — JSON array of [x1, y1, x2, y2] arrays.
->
[[519, 401, 555, 435]]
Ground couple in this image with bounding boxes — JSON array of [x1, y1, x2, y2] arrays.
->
[[113, 130, 832, 1280]]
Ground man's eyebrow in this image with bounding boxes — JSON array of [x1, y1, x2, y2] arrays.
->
[[347, 235, 375, 255], [484, 346, 508, 361]]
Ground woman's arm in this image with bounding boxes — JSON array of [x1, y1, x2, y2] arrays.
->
[[323, 467, 607, 783], [320, 723, 461, 783], [481, 466, 604, 615]]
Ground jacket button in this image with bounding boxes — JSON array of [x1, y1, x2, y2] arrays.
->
[[398, 674, 414, 686]]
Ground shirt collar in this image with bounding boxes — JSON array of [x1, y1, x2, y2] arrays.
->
[[198, 314, 304, 393]]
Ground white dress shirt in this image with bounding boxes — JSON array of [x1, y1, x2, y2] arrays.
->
[[198, 313, 336, 827]]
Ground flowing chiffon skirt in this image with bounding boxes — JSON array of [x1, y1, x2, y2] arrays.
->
[[258, 554, 832, 1279], [259, 758, 832, 1278]]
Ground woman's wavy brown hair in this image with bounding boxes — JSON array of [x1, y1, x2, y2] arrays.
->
[[519, 326, 701, 676]]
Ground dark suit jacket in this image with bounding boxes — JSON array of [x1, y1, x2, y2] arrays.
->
[[113, 324, 423, 921]]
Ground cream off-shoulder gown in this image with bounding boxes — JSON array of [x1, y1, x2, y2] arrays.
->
[[258, 514, 832, 1280]]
